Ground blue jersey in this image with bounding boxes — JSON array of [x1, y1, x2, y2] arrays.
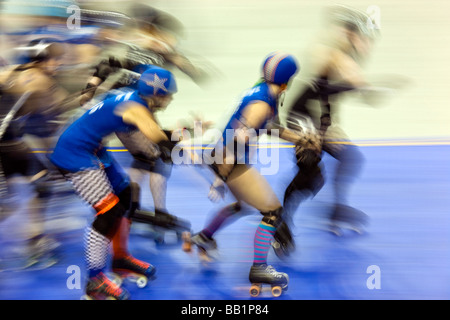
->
[[220, 82, 278, 164], [223, 82, 278, 140], [51, 90, 146, 172]]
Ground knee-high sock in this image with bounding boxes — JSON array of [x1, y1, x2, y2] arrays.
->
[[253, 222, 276, 265], [85, 227, 110, 277], [111, 217, 131, 259]]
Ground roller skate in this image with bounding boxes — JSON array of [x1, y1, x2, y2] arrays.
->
[[81, 272, 130, 300], [131, 209, 191, 245], [23, 235, 60, 271], [111, 255, 156, 288], [182, 232, 219, 264], [249, 264, 289, 298], [327, 204, 369, 236]]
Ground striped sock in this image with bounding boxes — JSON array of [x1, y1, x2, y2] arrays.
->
[[253, 222, 276, 265]]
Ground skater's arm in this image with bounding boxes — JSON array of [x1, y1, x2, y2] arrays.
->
[[120, 103, 169, 144], [265, 116, 304, 144]]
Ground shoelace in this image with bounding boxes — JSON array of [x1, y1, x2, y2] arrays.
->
[[126, 256, 149, 271], [265, 265, 283, 278], [100, 276, 123, 298]]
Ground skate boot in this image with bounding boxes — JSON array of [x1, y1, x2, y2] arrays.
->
[[249, 264, 289, 297], [112, 255, 156, 288], [82, 272, 130, 300], [25, 235, 60, 270], [187, 232, 219, 263], [328, 204, 369, 236], [132, 209, 191, 244]]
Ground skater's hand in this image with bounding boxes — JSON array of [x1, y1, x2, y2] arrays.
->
[[296, 132, 322, 155]]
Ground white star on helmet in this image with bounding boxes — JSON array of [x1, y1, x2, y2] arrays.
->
[[145, 74, 168, 95]]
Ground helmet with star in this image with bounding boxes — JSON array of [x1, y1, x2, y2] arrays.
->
[[137, 66, 177, 97]]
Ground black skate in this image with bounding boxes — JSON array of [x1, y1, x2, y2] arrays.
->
[[82, 272, 130, 300], [182, 232, 219, 264], [111, 255, 156, 288], [23, 236, 60, 271], [328, 204, 369, 236], [131, 209, 191, 244], [249, 264, 289, 297]]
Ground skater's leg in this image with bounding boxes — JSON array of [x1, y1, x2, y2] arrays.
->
[[149, 157, 172, 213], [324, 141, 366, 224], [64, 168, 123, 276], [226, 165, 294, 259], [253, 220, 276, 265], [200, 202, 241, 239]]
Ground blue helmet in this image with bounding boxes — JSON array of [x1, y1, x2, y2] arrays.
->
[[138, 66, 177, 97], [262, 52, 299, 85]]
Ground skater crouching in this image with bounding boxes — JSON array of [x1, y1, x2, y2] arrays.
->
[[50, 66, 178, 300]]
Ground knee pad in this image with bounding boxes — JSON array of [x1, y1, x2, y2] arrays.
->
[[260, 207, 284, 227], [261, 207, 295, 255], [92, 193, 126, 237], [117, 183, 143, 218], [117, 184, 132, 209]]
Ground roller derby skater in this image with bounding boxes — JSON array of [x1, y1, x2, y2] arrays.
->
[[184, 52, 314, 294], [51, 66, 179, 299], [282, 5, 384, 237], [78, 4, 206, 245]]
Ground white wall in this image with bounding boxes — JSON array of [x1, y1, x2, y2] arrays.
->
[[148, 0, 450, 142]]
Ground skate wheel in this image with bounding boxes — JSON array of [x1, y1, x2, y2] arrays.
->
[[181, 232, 192, 252], [249, 284, 261, 297], [80, 295, 92, 300], [198, 249, 213, 264], [136, 276, 148, 288], [271, 286, 282, 297]]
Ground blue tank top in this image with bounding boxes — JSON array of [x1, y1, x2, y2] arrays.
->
[[220, 82, 278, 163], [223, 82, 277, 138], [51, 90, 146, 171]]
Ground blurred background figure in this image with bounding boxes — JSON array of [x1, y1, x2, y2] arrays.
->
[[282, 5, 382, 236], [0, 0, 126, 270], [0, 39, 70, 270]]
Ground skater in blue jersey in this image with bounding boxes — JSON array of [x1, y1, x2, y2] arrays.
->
[[78, 3, 207, 239], [51, 66, 178, 300], [185, 52, 320, 296]]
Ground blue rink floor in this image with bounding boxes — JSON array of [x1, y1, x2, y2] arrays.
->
[[0, 143, 449, 301]]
